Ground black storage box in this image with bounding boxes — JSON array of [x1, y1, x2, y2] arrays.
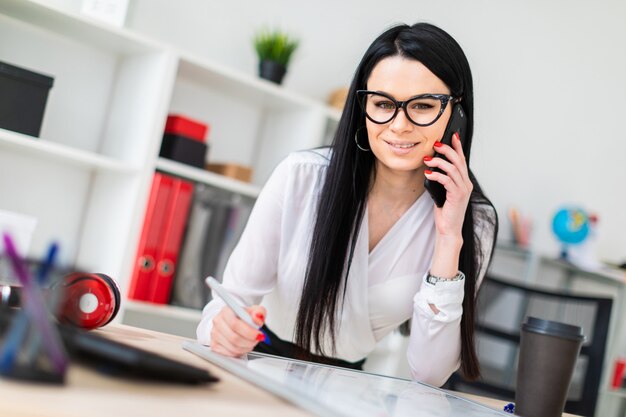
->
[[159, 133, 208, 168], [0, 61, 54, 137]]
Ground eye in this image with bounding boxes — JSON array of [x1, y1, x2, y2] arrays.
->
[[373, 99, 395, 110], [409, 98, 439, 112], [412, 102, 434, 110], [410, 101, 435, 110]]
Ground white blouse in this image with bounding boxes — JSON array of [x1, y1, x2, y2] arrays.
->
[[197, 148, 495, 387]]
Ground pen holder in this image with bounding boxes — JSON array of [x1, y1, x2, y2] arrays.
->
[[0, 252, 70, 384]]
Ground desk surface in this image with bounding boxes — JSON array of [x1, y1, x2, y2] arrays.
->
[[0, 324, 577, 417]]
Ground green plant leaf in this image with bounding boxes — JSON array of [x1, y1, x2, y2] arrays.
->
[[253, 29, 299, 67]]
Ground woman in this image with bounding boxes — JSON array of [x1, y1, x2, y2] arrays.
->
[[197, 22, 498, 387]]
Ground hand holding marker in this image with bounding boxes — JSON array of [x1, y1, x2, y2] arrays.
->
[[205, 277, 270, 346]]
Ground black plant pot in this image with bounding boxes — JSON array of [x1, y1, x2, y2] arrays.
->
[[259, 60, 287, 84]]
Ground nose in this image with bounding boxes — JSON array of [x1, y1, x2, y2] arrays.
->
[[388, 107, 413, 134]]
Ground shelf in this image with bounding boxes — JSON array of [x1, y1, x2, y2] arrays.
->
[[177, 53, 339, 114], [0, 0, 162, 54], [606, 387, 626, 399], [155, 158, 261, 198], [125, 300, 203, 322], [0, 128, 137, 174], [539, 257, 626, 285]]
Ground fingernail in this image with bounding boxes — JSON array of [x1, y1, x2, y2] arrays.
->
[[423, 156, 432, 161], [256, 333, 265, 341], [434, 142, 443, 148], [454, 132, 460, 141], [424, 169, 433, 175], [254, 312, 265, 321]]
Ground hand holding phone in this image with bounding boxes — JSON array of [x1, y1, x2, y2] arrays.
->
[[424, 104, 467, 207]]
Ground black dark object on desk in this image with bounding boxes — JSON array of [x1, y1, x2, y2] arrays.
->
[[0, 310, 218, 385], [59, 324, 219, 385]]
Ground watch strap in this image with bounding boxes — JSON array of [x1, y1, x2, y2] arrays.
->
[[426, 270, 465, 285]]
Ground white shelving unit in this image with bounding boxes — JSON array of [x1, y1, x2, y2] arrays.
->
[[0, 0, 339, 335]]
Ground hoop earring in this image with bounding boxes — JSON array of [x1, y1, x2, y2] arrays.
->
[[354, 127, 371, 152]]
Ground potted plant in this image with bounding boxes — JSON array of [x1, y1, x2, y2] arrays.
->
[[253, 29, 299, 85]]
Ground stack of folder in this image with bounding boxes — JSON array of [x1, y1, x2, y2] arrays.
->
[[128, 173, 193, 304], [170, 186, 253, 309], [128, 175, 253, 308]]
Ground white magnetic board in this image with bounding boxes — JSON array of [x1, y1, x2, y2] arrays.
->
[[183, 341, 509, 417]]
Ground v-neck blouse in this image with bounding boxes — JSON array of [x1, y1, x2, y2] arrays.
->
[[363, 191, 436, 334], [197, 149, 494, 386]]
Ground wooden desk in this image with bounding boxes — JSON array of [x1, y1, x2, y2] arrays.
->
[[0, 324, 577, 417], [0, 325, 310, 417]]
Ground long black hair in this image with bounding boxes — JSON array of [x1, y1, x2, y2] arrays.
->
[[294, 22, 498, 380]]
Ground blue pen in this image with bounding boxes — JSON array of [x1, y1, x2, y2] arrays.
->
[[2, 233, 68, 374], [0, 312, 30, 373], [205, 277, 271, 345], [37, 242, 59, 285]]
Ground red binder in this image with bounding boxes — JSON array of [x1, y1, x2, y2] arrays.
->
[[149, 178, 193, 303], [128, 173, 174, 301]]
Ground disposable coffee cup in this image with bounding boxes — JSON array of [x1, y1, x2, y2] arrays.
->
[[515, 317, 585, 417]]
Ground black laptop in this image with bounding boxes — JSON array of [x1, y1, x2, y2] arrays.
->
[[58, 324, 219, 384]]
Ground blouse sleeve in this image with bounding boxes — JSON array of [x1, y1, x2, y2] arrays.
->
[[406, 204, 496, 386], [196, 157, 291, 345]]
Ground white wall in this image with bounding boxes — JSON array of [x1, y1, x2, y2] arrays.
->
[[52, 0, 626, 263]]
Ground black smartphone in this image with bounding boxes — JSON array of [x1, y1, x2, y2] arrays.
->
[[424, 104, 467, 207]]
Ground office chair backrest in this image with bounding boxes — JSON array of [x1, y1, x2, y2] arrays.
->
[[446, 275, 612, 417]]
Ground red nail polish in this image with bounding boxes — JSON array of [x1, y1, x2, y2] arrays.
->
[[255, 312, 265, 321], [423, 156, 432, 161], [434, 142, 443, 148], [454, 132, 460, 141], [256, 333, 265, 342], [424, 169, 433, 175]]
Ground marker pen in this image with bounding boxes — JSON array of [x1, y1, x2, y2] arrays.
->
[[205, 277, 270, 345]]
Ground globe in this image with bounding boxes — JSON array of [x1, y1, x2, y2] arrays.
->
[[552, 208, 590, 245]]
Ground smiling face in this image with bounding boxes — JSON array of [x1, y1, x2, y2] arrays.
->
[[364, 56, 453, 179]]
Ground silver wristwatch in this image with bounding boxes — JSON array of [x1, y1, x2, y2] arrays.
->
[[426, 271, 465, 285]]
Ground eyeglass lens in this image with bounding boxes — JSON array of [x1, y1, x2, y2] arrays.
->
[[362, 93, 445, 126]]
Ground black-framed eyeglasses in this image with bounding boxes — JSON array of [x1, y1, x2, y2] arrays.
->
[[356, 90, 459, 127]]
